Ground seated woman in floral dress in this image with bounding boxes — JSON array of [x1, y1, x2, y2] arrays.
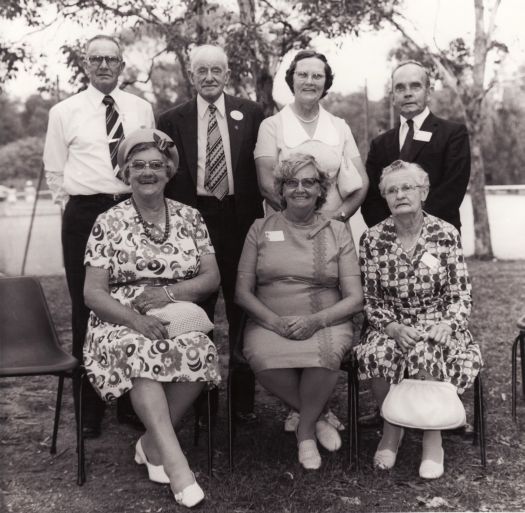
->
[[83, 128, 221, 508], [355, 160, 482, 480]]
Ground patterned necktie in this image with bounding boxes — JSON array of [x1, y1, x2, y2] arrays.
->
[[204, 104, 228, 200], [102, 95, 125, 180], [399, 118, 414, 160]]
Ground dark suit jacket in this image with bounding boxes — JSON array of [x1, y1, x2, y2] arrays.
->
[[158, 94, 265, 240], [361, 112, 470, 230]]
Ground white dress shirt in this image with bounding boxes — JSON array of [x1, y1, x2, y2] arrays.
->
[[398, 106, 430, 149], [43, 84, 155, 206], [196, 93, 234, 196]]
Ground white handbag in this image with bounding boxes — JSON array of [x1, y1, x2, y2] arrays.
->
[[337, 151, 363, 198], [148, 301, 214, 338], [381, 377, 466, 430]]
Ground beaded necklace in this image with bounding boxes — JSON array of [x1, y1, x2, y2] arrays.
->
[[132, 197, 170, 244]]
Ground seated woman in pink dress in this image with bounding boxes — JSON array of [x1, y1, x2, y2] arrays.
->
[[235, 153, 363, 470]]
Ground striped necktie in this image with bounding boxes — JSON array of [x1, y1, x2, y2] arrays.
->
[[399, 118, 414, 160], [102, 95, 125, 180], [204, 104, 229, 200]]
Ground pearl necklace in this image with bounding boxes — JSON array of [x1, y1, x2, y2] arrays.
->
[[132, 197, 170, 244], [293, 109, 320, 123]]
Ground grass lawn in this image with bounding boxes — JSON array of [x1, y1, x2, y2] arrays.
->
[[1, 259, 524, 513]]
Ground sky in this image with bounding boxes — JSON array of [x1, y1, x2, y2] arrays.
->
[[2, 0, 524, 103]]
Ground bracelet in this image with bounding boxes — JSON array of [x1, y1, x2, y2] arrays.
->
[[163, 285, 177, 303]]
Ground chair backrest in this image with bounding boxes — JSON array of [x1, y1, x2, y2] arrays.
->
[[0, 276, 67, 375]]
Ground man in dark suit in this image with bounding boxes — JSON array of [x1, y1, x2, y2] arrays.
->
[[361, 61, 470, 231], [158, 44, 264, 422]]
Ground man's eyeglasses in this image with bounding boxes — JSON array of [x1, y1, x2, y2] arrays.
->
[[294, 71, 325, 82], [283, 178, 319, 189], [86, 55, 122, 67], [384, 183, 421, 196], [129, 160, 167, 171]]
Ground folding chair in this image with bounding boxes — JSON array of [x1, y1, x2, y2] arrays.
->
[[0, 276, 85, 485], [227, 313, 360, 471], [511, 317, 525, 421]]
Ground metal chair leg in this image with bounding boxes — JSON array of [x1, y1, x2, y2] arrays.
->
[[351, 368, 360, 472], [51, 374, 65, 454], [346, 365, 351, 467], [77, 369, 86, 485], [227, 369, 234, 472], [193, 404, 201, 447], [477, 375, 487, 468], [207, 390, 213, 479], [512, 335, 519, 421], [519, 331, 525, 401]]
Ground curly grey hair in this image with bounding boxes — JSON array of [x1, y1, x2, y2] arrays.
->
[[273, 153, 330, 210], [378, 160, 429, 197]]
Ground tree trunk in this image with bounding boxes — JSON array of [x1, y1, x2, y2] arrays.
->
[[468, 127, 493, 258]]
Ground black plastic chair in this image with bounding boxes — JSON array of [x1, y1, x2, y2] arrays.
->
[[511, 317, 525, 422], [0, 276, 85, 485], [227, 313, 360, 471]]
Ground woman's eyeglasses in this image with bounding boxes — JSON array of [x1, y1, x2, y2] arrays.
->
[[283, 178, 319, 189], [384, 183, 421, 196], [294, 71, 325, 82], [129, 160, 167, 171]]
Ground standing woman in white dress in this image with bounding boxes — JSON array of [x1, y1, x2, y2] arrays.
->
[[254, 49, 369, 433], [255, 50, 369, 222]]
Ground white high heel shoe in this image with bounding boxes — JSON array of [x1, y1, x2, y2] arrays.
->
[[173, 475, 205, 508], [373, 428, 405, 470], [134, 437, 170, 484], [419, 446, 444, 479]]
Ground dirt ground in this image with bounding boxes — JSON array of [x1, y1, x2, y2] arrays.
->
[[1, 260, 525, 513]]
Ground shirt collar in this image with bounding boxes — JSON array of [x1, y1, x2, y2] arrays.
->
[[400, 106, 430, 131], [197, 93, 226, 119], [281, 104, 339, 147], [86, 83, 123, 109]]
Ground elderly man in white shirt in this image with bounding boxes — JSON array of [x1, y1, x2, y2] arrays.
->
[[43, 34, 155, 438]]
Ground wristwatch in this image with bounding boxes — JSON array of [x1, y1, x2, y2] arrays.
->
[[337, 211, 347, 222]]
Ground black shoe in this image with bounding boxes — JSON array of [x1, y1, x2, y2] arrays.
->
[[82, 423, 101, 439], [234, 412, 258, 425]]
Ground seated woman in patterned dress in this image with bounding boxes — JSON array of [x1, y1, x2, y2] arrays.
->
[[355, 160, 482, 479], [83, 128, 221, 509], [235, 153, 363, 470]]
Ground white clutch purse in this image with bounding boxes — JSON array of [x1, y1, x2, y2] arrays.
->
[[148, 301, 214, 338]]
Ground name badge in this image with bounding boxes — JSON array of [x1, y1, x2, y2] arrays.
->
[[265, 230, 285, 242], [421, 252, 439, 269], [414, 130, 432, 142]]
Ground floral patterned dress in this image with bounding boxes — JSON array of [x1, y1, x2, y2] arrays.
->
[[354, 214, 482, 394], [83, 199, 221, 402]]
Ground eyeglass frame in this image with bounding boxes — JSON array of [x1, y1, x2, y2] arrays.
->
[[293, 71, 326, 82], [128, 160, 168, 172], [283, 177, 320, 189], [383, 183, 424, 196], [86, 55, 122, 67]]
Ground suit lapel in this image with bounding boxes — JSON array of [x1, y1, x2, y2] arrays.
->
[[225, 94, 243, 176], [405, 112, 438, 162], [179, 99, 199, 186]]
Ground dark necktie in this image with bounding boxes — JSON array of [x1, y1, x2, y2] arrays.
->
[[102, 95, 125, 180], [204, 104, 228, 200], [399, 118, 414, 160]]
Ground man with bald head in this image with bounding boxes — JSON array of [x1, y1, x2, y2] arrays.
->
[[158, 44, 265, 423], [361, 61, 470, 230], [44, 35, 155, 437]]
